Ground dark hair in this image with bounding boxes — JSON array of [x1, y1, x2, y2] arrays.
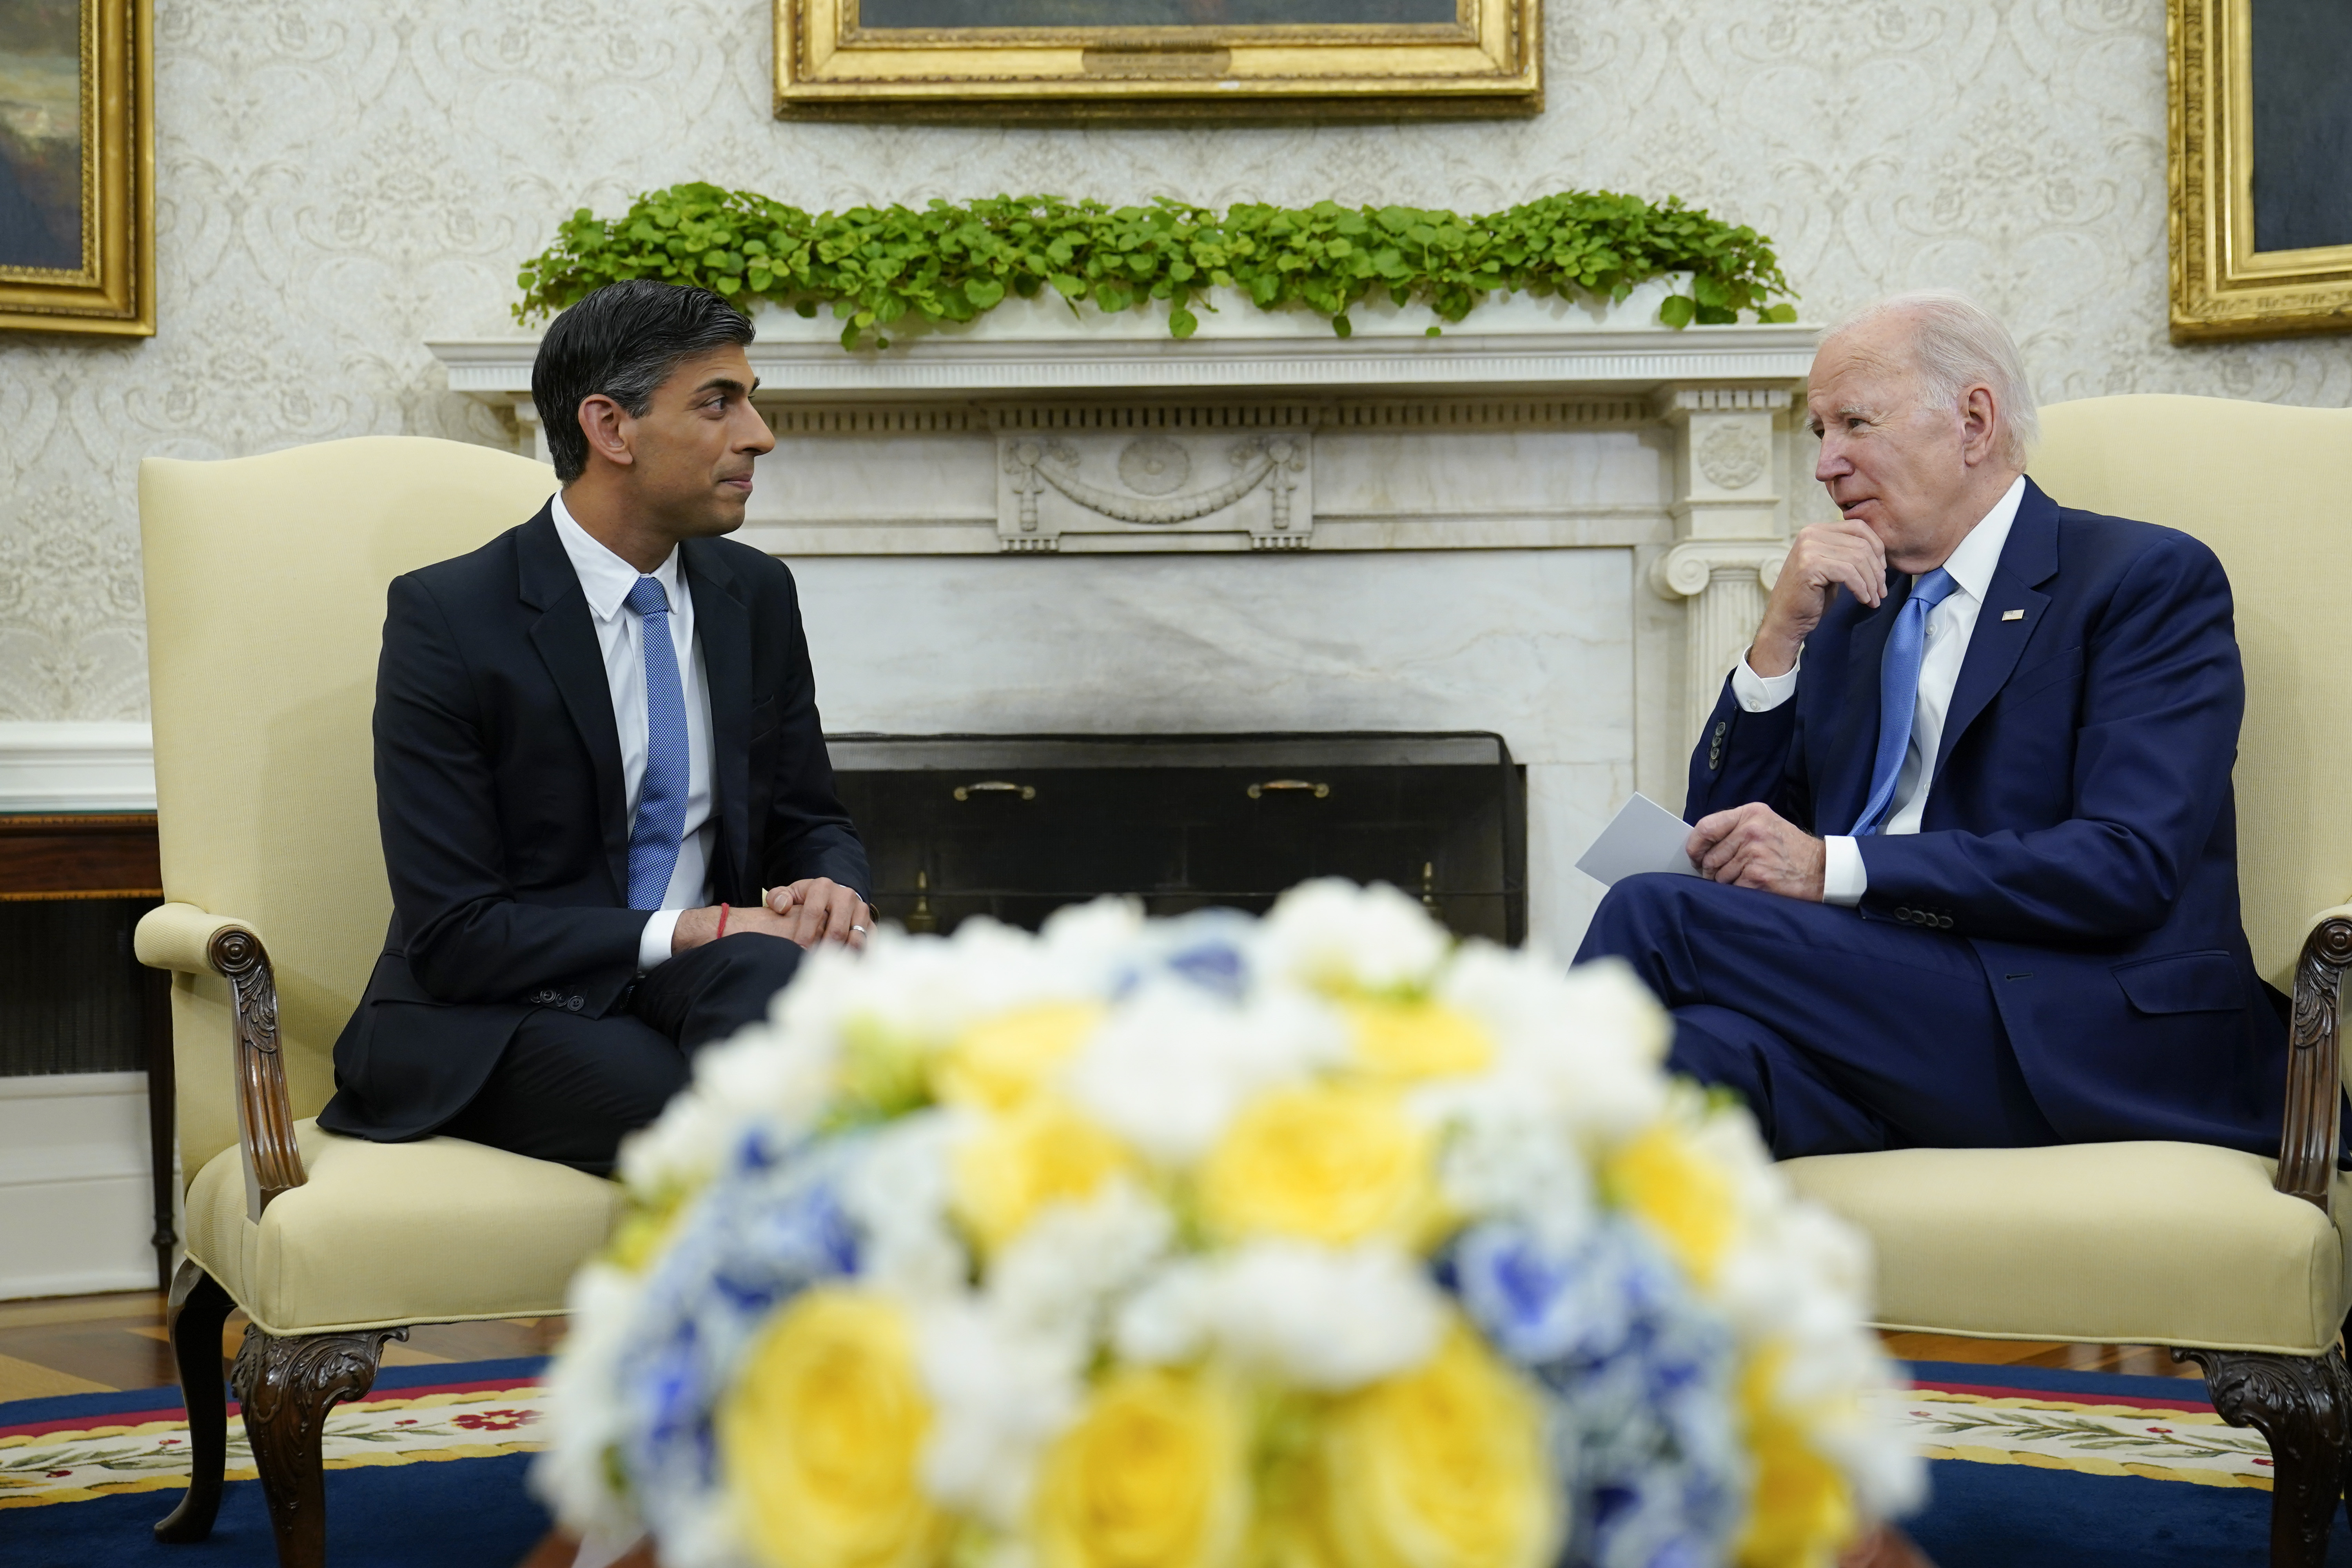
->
[[531, 280, 755, 482]]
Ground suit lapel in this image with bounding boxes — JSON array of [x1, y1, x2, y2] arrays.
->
[[685, 539, 753, 904], [1818, 577, 1902, 836], [517, 508, 630, 902], [1932, 479, 2062, 781]]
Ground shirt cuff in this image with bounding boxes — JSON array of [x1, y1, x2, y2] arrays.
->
[[1822, 836, 1867, 907], [1729, 648, 1802, 713], [637, 908, 684, 973]]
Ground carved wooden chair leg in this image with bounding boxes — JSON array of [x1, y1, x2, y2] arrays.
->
[[2177, 1347, 2352, 1568], [230, 1322, 408, 1568], [154, 1258, 236, 1543]]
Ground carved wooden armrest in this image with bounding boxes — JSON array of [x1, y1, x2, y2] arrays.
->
[[2274, 906, 2352, 1212], [134, 902, 307, 1222]]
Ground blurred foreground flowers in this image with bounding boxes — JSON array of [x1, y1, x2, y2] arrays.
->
[[535, 882, 1921, 1568]]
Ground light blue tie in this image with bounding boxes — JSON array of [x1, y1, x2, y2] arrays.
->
[[624, 575, 689, 911], [1851, 567, 1960, 837]]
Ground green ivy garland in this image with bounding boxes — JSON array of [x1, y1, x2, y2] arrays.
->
[[515, 184, 1798, 350]]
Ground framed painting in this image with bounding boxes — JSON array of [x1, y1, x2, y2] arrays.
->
[[0, 0, 151, 336], [775, 0, 1540, 122], [2170, 0, 2352, 341]]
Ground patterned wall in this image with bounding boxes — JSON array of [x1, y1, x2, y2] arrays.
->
[[3, 0, 2348, 721]]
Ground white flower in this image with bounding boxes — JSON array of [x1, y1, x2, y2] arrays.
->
[[1438, 947, 1671, 1143], [1063, 978, 1345, 1164], [839, 1111, 967, 1302], [1259, 878, 1451, 994], [529, 1262, 650, 1539], [1035, 895, 1149, 980], [1415, 1070, 1597, 1245], [989, 1180, 1175, 1337], [615, 1014, 842, 1194], [916, 1296, 1089, 1529], [1114, 1240, 1446, 1391]]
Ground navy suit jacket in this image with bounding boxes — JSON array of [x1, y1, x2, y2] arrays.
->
[[319, 505, 869, 1142], [1688, 479, 2286, 1154]]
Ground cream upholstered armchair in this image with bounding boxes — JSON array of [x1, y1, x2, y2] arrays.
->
[[1780, 394, 2352, 1568], [136, 437, 626, 1568]]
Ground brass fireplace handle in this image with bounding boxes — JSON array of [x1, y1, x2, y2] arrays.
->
[[1248, 780, 1330, 799], [953, 780, 1036, 801]]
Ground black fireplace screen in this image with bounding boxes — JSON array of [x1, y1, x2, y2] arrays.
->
[[829, 732, 1526, 944]]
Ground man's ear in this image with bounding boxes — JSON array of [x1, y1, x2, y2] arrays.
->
[[1958, 384, 2000, 466], [577, 394, 635, 470]]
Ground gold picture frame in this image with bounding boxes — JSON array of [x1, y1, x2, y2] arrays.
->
[[775, 0, 1540, 122], [0, 0, 152, 336], [2169, 0, 2352, 342]]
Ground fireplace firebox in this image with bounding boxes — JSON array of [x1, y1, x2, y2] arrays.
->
[[829, 732, 1526, 944]]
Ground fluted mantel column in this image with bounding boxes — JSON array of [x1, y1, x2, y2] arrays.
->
[[1648, 388, 1795, 750]]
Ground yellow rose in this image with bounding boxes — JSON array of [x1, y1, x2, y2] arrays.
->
[[832, 1019, 937, 1127], [952, 1097, 1133, 1251], [1733, 1347, 1858, 1568], [1033, 1368, 1247, 1568], [718, 1287, 951, 1568], [934, 1002, 1107, 1112], [1603, 1123, 1737, 1286], [1316, 1323, 1559, 1568], [1339, 1000, 1494, 1082], [1199, 1082, 1436, 1246]]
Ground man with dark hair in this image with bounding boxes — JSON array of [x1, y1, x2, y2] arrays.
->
[[320, 279, 873, 1172]]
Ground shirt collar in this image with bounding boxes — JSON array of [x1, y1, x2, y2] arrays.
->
[[550, 491, 682, 624], [1935, 473, 2027, 606]]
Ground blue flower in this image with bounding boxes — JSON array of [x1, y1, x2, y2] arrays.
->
[[612, 1134, 867, 1539], [1111, 908, 1256, 1000], [1448, 1218, 1742, 1568]]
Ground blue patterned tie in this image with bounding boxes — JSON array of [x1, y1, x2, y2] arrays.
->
[[1851, 568, 1960, 837], [624, 575, 689, 910]]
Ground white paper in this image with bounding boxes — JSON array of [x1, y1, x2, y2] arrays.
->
[[1574, 793, 1702, 886]]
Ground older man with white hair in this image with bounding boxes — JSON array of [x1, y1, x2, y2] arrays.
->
[[1577, 290, 2287, 1160]]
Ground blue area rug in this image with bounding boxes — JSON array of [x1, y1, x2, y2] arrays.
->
[[7, 1355, 2351, 1566], [1, 1359, 554, 1568], [0, 1452, 551, 1568], [1896, 1360, 2352, 1566]]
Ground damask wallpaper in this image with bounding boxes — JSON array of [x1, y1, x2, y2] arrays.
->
[[2, 0, 2348, 720]]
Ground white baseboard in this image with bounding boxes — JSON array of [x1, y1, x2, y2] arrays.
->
[[0, 1072, 171, 1301], [0, 721, 157, 813]]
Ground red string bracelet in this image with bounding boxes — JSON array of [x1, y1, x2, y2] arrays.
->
[[716, 903, 730, 940]]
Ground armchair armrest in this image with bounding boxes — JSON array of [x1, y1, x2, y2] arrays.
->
[[2275, 904, 2352, 1214], [134, 902, 307, 1221], [134, 902, 257, 973]]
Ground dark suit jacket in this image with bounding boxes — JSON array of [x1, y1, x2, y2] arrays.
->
[[319, 504, 869, 1142], [1688, 478, 2287, 1154]]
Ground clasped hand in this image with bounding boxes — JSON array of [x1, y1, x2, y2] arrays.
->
[[671, 877, 873, 953], [1684, 802, 1825, 902]]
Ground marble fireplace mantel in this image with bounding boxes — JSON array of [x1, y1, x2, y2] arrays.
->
[[427, 296, 1818, 952]]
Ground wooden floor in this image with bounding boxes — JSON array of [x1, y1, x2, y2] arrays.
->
[[0, 1291, 566, 1403], [0, 1290, 2198, 1404]]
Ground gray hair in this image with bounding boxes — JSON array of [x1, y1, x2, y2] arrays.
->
[[1822, 290, 2038, 465]]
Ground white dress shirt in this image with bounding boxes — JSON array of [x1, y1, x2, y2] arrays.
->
[[1730, 474, 2027, 907], [550, 493, 717, 971]]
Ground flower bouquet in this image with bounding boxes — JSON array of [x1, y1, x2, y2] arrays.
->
[[536, 882, 1920, 1568]]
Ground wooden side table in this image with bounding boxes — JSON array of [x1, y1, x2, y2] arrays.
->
[[0, 814, 172, 1292]]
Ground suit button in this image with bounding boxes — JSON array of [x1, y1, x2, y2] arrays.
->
[[1713, 721, 1728, 739], [1893, 907, 1912, 922], [1937, 915, 1954, 930], [567, 996, 584, 1012], [1708, 746, 1723, 769]]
